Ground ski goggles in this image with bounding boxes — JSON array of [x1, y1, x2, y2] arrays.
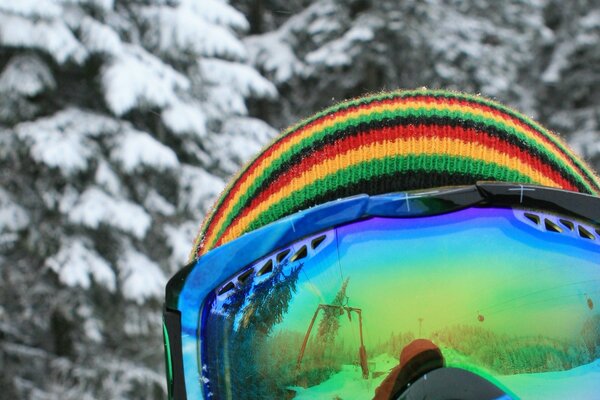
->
[[163, 182, 600, 400]]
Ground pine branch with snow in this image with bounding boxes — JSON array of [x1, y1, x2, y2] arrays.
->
[[0, 0, 277, 398]]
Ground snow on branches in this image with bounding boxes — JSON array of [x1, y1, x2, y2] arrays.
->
[[0, 0, 273, 398], [46, 239, 116, 292]]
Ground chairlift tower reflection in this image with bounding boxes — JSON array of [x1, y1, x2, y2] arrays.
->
[[296, 304, 369, 380]]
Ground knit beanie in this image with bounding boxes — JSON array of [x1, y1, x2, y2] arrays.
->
[[192, 89, 600, 259]]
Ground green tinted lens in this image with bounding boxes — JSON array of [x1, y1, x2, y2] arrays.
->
[[200, 207, 600, 399]]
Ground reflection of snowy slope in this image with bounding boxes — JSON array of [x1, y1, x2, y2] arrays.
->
[[497, 359, 600, 400], [289, 365, 383, 400], [289, 354, 396, 399], [288, 355, 600, 399]]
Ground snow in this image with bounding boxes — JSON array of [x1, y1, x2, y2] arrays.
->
[[0, 233, 18, 249], [164, 221, 197, 270], [570, 131, 600, 160], [59, 185, 80, 214], [110, 128, 179, 173], [345, 25, 375, 42], [0, 189, 29, 232], [307, 13, 342, 38], [543, 10, 600, 83], [0, 54, 56, 96], [123, 305, 163, 336], [78, 16, 123, 56], [0, 0, 61, 19], [140, 5, 246, 60], [250, 0, 350, 76], [201, 58, 277, 98], [0, 0, 278, 397], [102, 44, 190, 115], [306, 39, 352, 67], [0, 13, 87, 64], [83, 316, 104, 343], [46, 239, 116, 292], [290, 355, 394, 400], [224, 116, 278, 143], [95, 160, 122, 196], [117, 248, 166, 304], [497, 359, 600, 399], [19, 107, 119, 138], [17, 117, 95, 176], [143, 190, 176, 216], [246, 31, 305, 83], [16, 109, 118, 175], [420, 4, 545, 98], [68, 187, 152, 239], [580, 10, 600, 30], [162, 100, 207, 138], [290, 356, 600, 400], [306, 13, 379, 68], [542, 41, 574, 84], [60, 0, 114, 11], [211, 116, 278, 173], [286, 0, 338, 37], [179, 165, 224, 216], [206, 85, 249, 116], [182, 0, 249, 31]]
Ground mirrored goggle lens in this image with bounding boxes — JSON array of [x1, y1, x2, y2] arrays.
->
[[200, 207, 600, 400]]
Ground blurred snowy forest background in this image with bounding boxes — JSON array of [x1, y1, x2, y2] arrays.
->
[[0, 0, 598, 398]]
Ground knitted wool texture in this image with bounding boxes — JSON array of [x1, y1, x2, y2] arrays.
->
[[192, 89, 600, 259]]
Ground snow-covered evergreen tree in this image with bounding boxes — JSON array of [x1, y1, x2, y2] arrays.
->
[[539, 0, 600, 171], [0, 0, 276, 398], [241, 0, 599, 170], [243, 0, 550, 126]]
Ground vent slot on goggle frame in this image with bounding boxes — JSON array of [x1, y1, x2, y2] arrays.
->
[[517, 211, 598, 242], [215, 232, 333, 299]]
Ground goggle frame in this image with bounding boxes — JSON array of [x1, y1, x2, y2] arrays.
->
[[163, 182, 600, 400]]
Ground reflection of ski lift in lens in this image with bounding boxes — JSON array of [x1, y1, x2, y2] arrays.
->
[[587, 296, 594, 310], [296, 303, 369, 380]]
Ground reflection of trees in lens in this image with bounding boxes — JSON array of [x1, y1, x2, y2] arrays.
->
[[431, 323, 598, 375], [581, 314, 600, 359], [370, 331, 416, 361], [239, 262, 302, 335], [295, 335, 357, 387], [259, 331, 305, 392], [217, 261, 303, 399], [316, 278, 350, 356], [202, 292, 229, 399], [222, 274, 254, 319]]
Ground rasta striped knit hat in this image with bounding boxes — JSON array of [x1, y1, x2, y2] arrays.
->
[[192, 89, 600, 259]]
